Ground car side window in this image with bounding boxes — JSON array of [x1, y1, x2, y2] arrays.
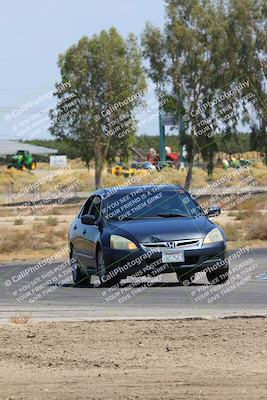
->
[[88, 196, 101, 220], [80, 197, 94, 217]]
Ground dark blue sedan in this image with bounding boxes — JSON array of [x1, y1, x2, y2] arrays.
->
[[69, 185, 229, 287]]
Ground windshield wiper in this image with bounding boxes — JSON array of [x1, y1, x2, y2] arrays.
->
[[108, 216, 158, 221], [108, 217, 134, 221], [157, 213, 189, 218]]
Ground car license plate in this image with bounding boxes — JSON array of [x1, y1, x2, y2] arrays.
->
[[162, 250, 185, 263]]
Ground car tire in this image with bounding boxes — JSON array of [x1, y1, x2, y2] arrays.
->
[[177, 272, 195, 286], [97, 248, 120, 287], [70, 250, 91, 285], [206, 268, 229, 285], [30, 161, 36, 170]]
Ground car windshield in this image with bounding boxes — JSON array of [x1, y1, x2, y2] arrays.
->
[[102, 188, 203, 221]]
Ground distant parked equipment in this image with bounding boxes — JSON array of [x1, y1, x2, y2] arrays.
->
[[111, 161, 156, 177], [222, 157, 252, 170], [7, 150, 36, 170], [147, 147, 180, 168]]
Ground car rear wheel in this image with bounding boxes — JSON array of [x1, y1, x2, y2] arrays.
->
[[176, 272, 195, 286], [206, 269, 229, 284], [97, 248, 120, 287], [70, 250, 91, 285]]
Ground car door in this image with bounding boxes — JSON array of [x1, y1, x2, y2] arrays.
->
[[74, 196, 94, 268], [80, 195, 102, 270]]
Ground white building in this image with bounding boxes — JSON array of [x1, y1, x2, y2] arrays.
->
[[0, 140, 58, 157]]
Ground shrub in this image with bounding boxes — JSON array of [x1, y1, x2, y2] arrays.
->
[[52, 207, 61, 215], [46, 216, 58, 226], [219, 223, 239, 241], [245, 216, 267, 240], [14, 218, 24, 225], [235, 210, 251, 220], [228, 210, 236, 217]]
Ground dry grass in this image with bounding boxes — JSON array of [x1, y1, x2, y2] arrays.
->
[[0, 157, 267, 263], [52, 207, 61, 215], [69, 158, 88, 169], [235, 210, 251, 220], [236, 193, 267, 211], [0, 203, 82, 218], [14, 218, 24, 225], [0, 223, 68, 256], [100, 162, 267, 190], [1, 159, 267, 198], [46, 216, 58, 226], [0, 164, 92, 196], [221, 207, 267, 247], [219, 223, 240, 241], [244, 215, 267, 240], [249, 162, 267, 186], [225, 194, 267, 220], [0, 166, 36, 194]]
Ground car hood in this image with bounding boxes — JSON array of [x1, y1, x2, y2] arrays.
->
[[106, 216, 213, 243]]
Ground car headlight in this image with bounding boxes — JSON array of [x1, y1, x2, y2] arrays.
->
[[110, 235, 138, 250], [203, 228, 224, 244]]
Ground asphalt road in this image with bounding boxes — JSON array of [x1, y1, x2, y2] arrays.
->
[[0, 248, 266, 323]]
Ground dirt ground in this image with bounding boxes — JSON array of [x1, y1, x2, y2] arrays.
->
[[0, 318, 266, 400]]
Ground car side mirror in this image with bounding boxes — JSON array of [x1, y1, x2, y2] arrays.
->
[[81, 214, 96, 225], [207, 206, 221, 217]]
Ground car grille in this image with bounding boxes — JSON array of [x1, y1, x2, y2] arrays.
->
[[185, 255, 199, 264], [141, 239, 201, 249]]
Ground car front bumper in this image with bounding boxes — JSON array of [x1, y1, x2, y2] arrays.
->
[[103, 242, 228, 279]]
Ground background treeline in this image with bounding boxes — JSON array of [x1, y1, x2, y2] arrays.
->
[[27, 132, 255, 160], [33, 0, 266, 188]]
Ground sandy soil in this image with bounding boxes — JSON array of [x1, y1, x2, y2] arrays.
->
[[0, 318, 266, 400]]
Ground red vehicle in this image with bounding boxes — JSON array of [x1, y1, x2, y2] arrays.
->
[[147, 147, 180, 168]]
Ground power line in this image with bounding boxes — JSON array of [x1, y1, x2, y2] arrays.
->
[[0, 88, 52, 91], [0, 109, 49, 113]]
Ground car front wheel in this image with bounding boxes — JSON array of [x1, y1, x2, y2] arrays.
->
[[97, 248, 120, 287], [176, 272, 195, 286], [206, 268, 229, 284], [70, 249, 91, 285]]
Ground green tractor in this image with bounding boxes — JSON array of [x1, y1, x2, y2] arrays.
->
[[8, 150, 37, 171]]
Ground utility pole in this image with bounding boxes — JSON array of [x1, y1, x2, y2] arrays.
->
[[159, 108, 166, 163]]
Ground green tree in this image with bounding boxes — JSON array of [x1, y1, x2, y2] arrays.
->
[[225, 0, 267, 164], [142, 0, 266, 186], [143, 0, 226, 188], [50, 28, 146, 188], [26, 139, 81, 159]]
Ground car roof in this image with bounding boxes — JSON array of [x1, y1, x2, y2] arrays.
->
[[91, 184, 185, 197]]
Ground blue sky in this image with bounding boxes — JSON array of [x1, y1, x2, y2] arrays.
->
[[0, 0, 165, 140]]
